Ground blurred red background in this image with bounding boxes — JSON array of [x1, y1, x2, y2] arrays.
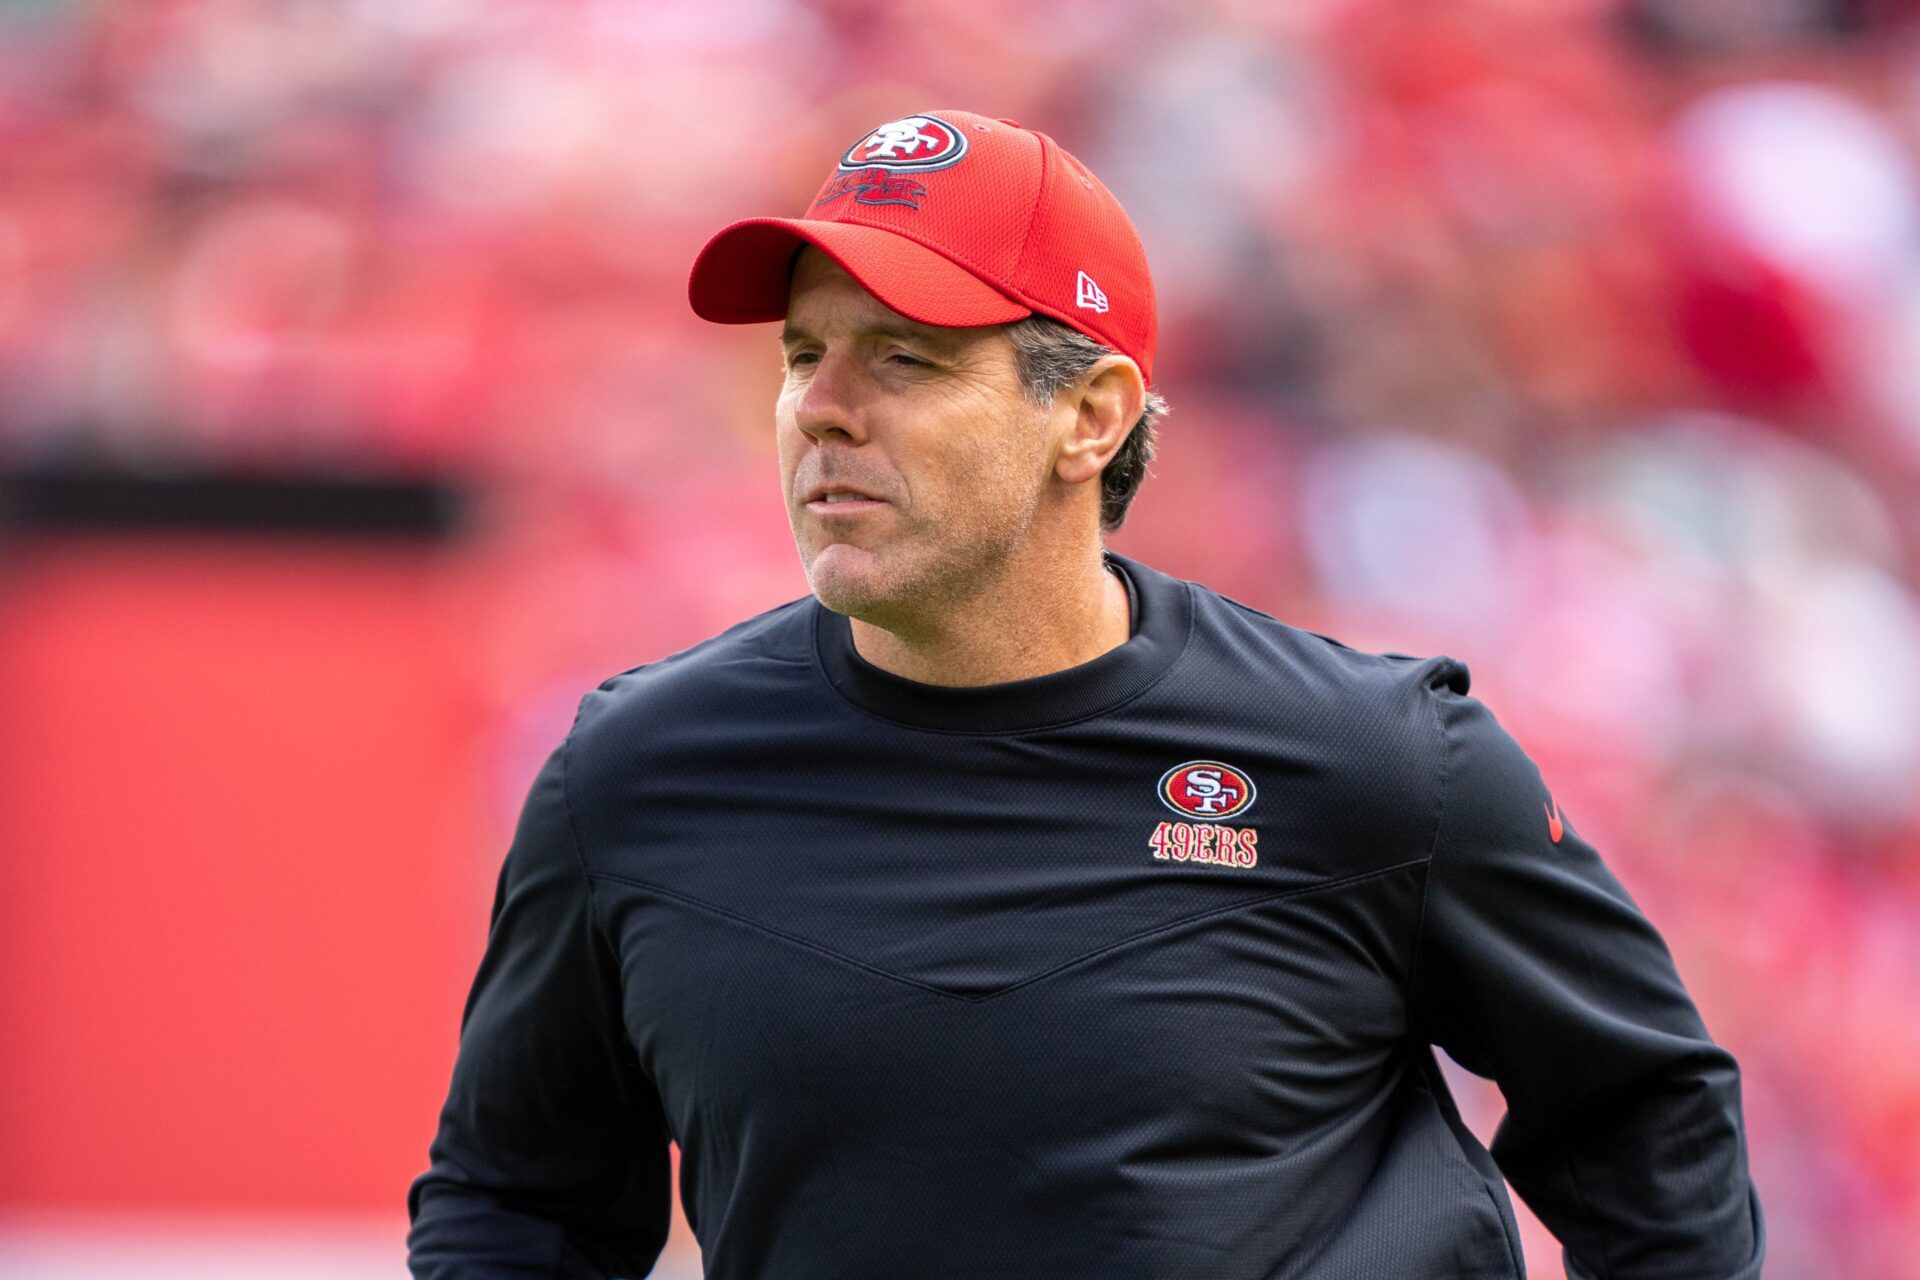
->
[[3, 1, 1919, 1276]]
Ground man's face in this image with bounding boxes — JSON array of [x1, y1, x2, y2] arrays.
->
[[777, 247, 1056, 624]]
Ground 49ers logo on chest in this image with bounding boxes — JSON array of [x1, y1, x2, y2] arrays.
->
[[1152, 761, 1259, 868]]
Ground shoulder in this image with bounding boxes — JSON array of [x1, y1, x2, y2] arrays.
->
[[567, 593, 819, 763], [1160, 560, 1472, 731], [1130, 558, 1474, 858]]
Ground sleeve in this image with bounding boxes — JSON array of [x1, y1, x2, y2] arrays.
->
[[407, 734, 673, 1279], [1407, 657, 1765, 1280]]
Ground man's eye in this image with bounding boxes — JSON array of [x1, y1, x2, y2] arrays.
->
[[887, 352, 928, 367], [787, 351, 819, 367]]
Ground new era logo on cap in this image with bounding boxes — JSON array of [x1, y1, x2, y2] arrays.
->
[[1076, 270, 1109, 313]]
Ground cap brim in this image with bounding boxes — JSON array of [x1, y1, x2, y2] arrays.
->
[[688, 218, 1030, 329]]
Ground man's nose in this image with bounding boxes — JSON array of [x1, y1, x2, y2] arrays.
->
[[792, 350, 871, 445]]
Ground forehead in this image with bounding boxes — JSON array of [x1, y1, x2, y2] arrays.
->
[[787, 245, 859, 299]]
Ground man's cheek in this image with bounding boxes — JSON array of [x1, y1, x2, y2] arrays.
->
[[775, 441, 806, 506]]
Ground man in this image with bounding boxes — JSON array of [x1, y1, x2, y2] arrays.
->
[[408, 110, 1765, 1279]]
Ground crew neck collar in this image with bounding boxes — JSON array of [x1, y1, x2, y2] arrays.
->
[[812, 551, 1192, 734]]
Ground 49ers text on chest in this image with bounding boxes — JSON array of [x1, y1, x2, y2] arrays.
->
[[1149, 821, 1259, 867]]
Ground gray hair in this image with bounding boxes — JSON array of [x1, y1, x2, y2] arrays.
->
[[1002, 315, 1168, 533]]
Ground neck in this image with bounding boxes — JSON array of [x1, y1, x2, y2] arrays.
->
[[849, 544, 1131, 687]]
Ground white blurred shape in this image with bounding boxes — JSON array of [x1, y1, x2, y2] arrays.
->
[[1589, 412, 1902, 577], [1299, 432, 1530, 637], [1501, 517, 1693, 761], [1562, 411, 1919, 789], [351, 0, 495, 39], [1097, 30, 1335, 308], [1671, 81, 1920, 302], [0, 1213, 705, 1279], [1760, 561, 1920, 821], [0, 1215, 403, 1280]]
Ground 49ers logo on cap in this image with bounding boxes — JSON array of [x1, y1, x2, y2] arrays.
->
[[1158, 761, 1256, 821], [839, 115, 969, 173]]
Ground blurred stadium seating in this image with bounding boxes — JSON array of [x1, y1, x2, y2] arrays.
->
[[2, 1, 1918, 1276]]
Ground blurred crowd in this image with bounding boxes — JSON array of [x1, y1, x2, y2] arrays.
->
[[4, 0, 1920, 1275]]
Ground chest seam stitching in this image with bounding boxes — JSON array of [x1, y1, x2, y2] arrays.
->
[[586, 857, 1430, 1004]]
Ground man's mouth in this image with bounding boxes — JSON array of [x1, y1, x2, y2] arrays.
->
[[805, 483, 888, 513]]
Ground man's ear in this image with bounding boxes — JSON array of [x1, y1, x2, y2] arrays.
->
[[1053, 356, 1146, 487]]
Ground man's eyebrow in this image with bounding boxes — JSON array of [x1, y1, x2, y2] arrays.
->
[[779, 320, 960, 349]]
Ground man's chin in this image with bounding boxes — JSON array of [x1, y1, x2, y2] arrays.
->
[[802, 543, 895, 619]]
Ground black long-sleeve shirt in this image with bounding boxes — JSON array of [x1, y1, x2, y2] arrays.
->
[[408, 551, 1765, 1279]]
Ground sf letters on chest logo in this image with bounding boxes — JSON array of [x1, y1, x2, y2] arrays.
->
[[1152, 760, 1259, 867], [1159, 761, 1256, 819]]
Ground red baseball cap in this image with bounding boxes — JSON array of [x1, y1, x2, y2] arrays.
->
[[688, 110, 1158, 384]]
